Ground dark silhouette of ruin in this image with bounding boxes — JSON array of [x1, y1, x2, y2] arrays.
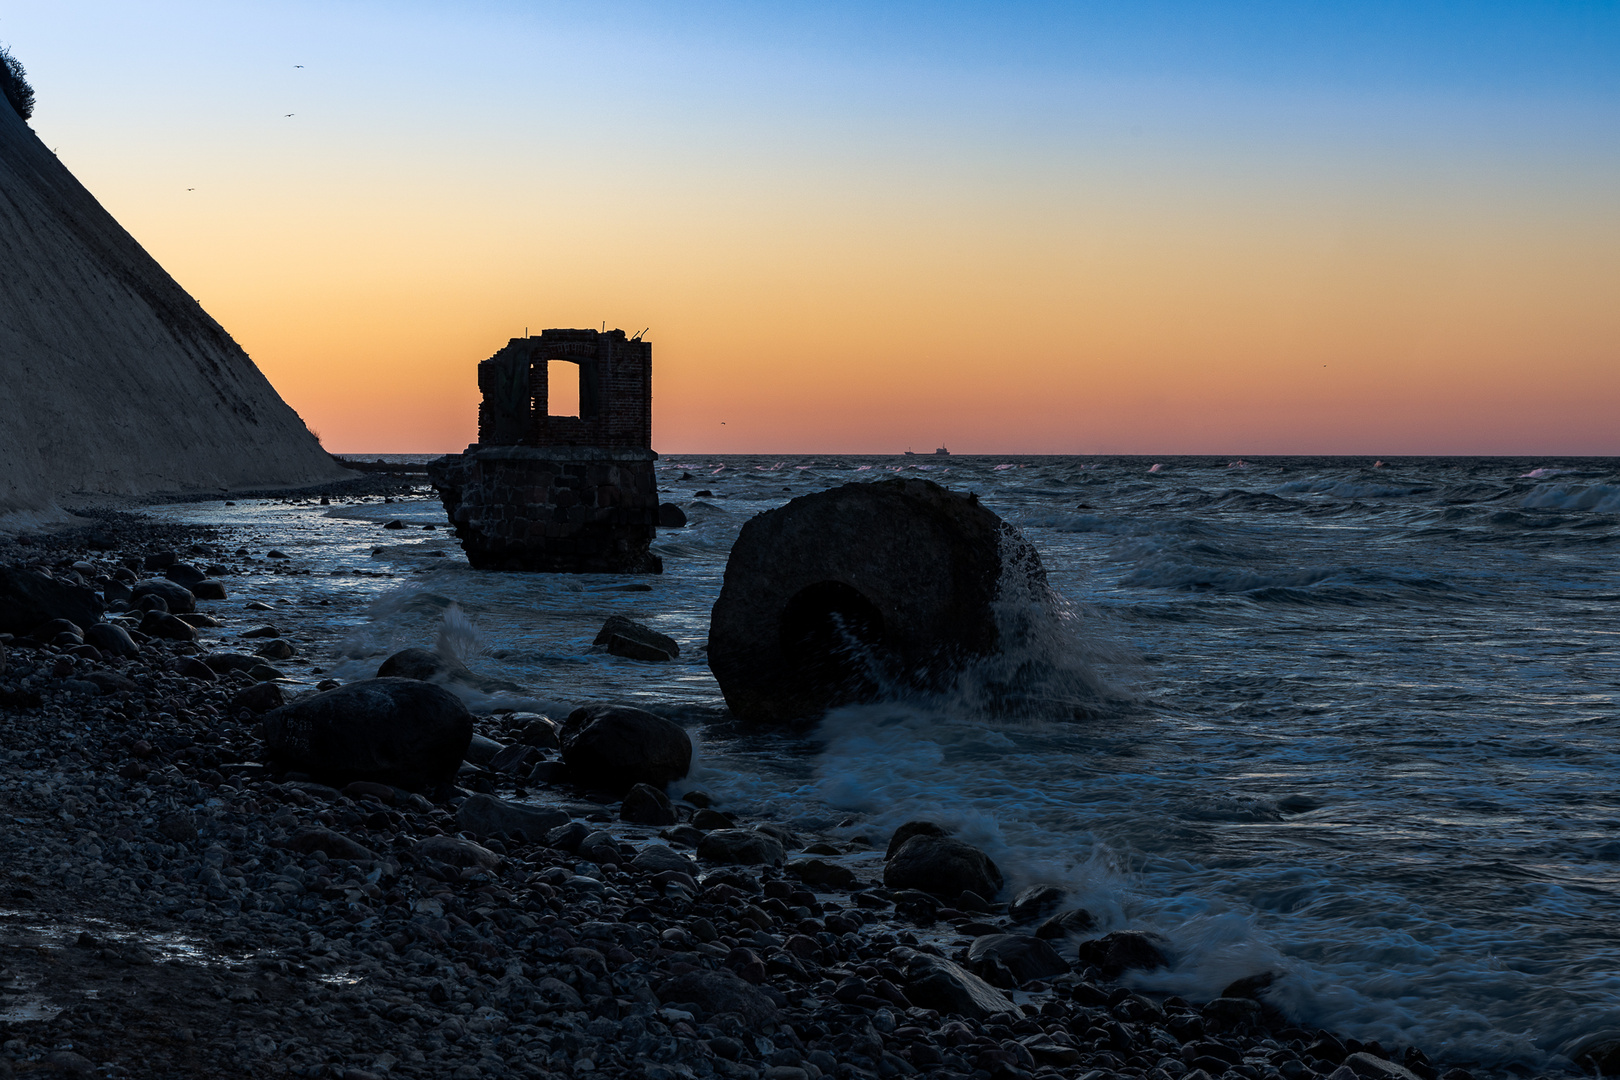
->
[[476, 329, 652, 450], [429, 329, 662, 573]]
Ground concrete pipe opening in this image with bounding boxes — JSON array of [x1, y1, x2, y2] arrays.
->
[[778, 580, 886, 703], [707, 478, 1048, 726]]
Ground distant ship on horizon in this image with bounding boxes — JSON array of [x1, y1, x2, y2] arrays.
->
[[903, 447, 951, 456]]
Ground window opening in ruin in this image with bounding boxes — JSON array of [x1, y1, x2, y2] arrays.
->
[[547, 360, 580, 418]]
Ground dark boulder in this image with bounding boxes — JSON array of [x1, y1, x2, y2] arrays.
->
[[883, 835, 1003, 899], [707, 478, 1047, 725], [892, 889, 942, 925], [691, 808, 733, 831], [139, 610, 196, 641], [886, 819, 949, 859], [229, 682, 284, 714], [559, 704, 692, 794], [131, 579, 195, 615], [285, 828, 376, 862], [1034, 908, 1097, 939], [1075, 930, 1170, 978], [594, 615, 680, 661], [896, 948, 1016, 1020], [162, 563, 207, 587], [375, 646, 523, 693], [455, 794, 568, 840], [84, 623, 138, 657], [1340, 1052, 1422, 1080], [516, 714, 560, 747], [487, 743, 538, 774], [376, 646, 471, 682], [260, 677, 473, 791], [191, 579, 228, 600], [657, 503, 688, 528], [657, 969, 779, 1027], [967, 933, 1069, 986], [0, 566, 103, 634], [620, 782, 678, 825], [463, 733, 506, 766], [697, 829, 786, 867], [173, 656, 216, 681], [29, 617, 83, 644], [1008, 884, 1066, 924], [788, 858, 857, 889], [415, 835, 501, 870], [255, 638, 295, 660], [1564, 1034, 1620, 1079], [632, 844, 697, 876]]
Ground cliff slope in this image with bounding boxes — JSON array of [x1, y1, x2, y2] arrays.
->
[[0, 97, 347, 517]]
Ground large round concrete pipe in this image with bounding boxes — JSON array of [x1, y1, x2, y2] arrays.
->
[[707, 478, 1048, 726]]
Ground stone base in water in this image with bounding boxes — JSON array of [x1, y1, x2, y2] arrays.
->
[[428, 445, 661, 573]]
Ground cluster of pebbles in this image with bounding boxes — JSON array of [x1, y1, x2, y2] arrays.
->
[[0, 514, 1503, 1080]]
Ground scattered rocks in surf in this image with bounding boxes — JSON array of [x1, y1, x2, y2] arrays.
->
[[883, 828, 1004, 900], [1075, 928, 1171, 977], [620, 781, 678, 824], [594, 614, 680, 661], [558, 703, 692, 794]]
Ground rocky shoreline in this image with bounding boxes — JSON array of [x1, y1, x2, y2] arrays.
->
[[0, 513, 1527, 1079]]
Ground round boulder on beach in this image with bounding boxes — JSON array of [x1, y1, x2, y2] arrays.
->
[[883, 834, 1004, 899], [260, 676, 473, 791], [0, 566, 103, 633], [559, 703, 692, 795], [130, 578, 195, 615], [697, 828, 787, 867], [707, 478, 1048, 726]]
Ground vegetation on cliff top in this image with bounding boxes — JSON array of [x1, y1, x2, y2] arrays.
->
[[1, 46, 35, 122]]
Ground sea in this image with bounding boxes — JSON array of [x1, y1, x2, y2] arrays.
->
[[150, 455, 1620, 1074]]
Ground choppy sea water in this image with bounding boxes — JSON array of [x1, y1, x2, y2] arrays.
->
[[152, 455, 1620, 1073]]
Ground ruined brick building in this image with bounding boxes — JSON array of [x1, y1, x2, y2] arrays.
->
[[428, 329, 663, 573]]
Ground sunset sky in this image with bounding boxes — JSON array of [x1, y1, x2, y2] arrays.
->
[[8, 2, 1619, 454]]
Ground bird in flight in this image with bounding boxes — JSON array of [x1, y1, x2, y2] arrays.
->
[[285, 113, 294, 117], [187, 187, 194, 191], [295, 64, 304, 68]]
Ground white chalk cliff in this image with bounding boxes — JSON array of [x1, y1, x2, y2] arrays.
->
[[0, 95, 348, 518]]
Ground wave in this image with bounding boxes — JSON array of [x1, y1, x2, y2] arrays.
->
[[1119, 558, 1456, 601], [1020, 512, 1214, 539], [1522, 483, 1620, 513], [1275, 478, 1424, 499]]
